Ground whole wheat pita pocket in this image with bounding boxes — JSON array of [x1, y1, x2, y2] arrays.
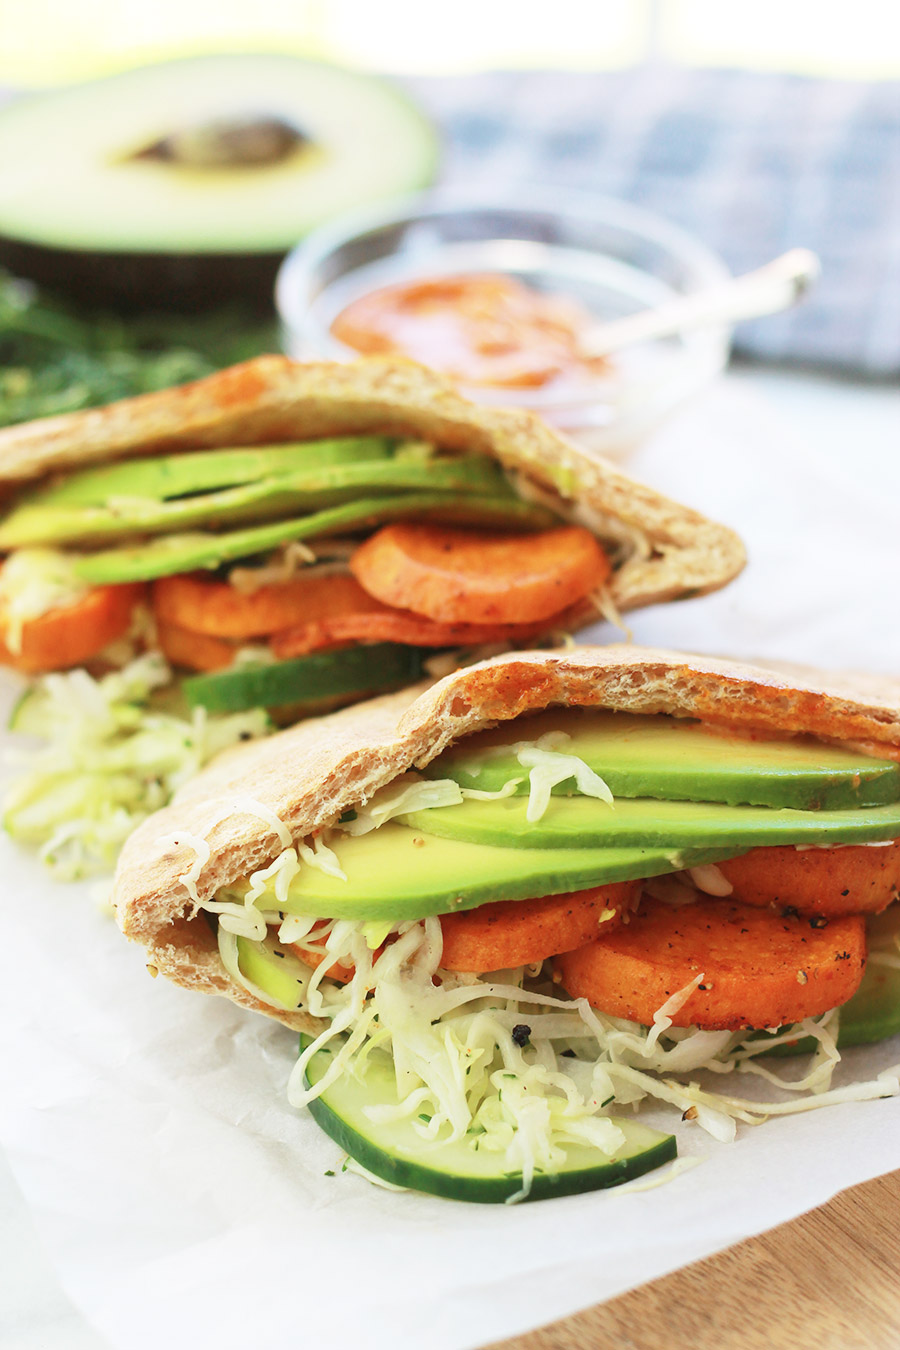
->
[[114, 643, 900, 1031], [0, 355, 743, 617]]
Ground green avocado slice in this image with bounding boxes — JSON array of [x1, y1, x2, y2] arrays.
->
[[7, 437, 395, 510], [425, 709, 900, 811], [183, 643, 430, 715], [70, 491, 557, 584], [399, 794, 900, 850], [266, 823, 737, 922], [1, 454, 513, 546]]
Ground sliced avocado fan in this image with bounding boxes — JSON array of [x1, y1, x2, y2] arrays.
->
[[0, 432, 556, 584], [0, 451, 514, 547], [70, 491, 556, 584]]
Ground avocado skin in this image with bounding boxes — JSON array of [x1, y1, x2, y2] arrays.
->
[[0, 237, 285, 313]]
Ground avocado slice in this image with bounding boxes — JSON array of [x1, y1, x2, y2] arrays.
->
[[0, 454, 512, 546], [70, 491, 557, 584], [399, 794, 900, 850], [8, 437, 394, 510], [236, 935, 311, 1010], [425, 709, 900, 811], [0, 55, 438, 310], [264, 823, 737, 922], [183, 644, 430, 716]]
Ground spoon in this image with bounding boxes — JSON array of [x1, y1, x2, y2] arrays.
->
[[580, 248, 821, 357]]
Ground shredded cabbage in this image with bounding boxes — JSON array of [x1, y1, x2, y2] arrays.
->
[[341, 774, 465, 835], [515, 743, 614, 822], [197, 898, 900, 1201], [4, 653, 270, 879]]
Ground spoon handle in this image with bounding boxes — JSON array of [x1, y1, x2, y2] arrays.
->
[[581, 248, 821, 358]]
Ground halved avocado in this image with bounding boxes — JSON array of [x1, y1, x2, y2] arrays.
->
[[0, 54, 438, 310]]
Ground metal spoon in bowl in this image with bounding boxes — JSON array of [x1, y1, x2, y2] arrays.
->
[[579, 248, 821, 358]]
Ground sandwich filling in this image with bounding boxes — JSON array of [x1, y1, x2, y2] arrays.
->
[[0, 355, 748, 876], [188, 708, 900, 1199]]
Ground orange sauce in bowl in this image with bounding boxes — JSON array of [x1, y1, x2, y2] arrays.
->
[[330, 273, 608, 390]]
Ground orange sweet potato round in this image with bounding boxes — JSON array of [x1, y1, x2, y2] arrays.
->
[[554, 897, 866, 1030], [350, 523, 610, 624], [153, 571, 383, 639], [439, 881, 638, 973], [718, 842, 900, 917]]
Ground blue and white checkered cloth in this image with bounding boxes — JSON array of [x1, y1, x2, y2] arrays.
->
[[404, 67, 900, 375]]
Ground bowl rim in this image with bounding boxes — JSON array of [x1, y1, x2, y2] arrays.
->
[[275, 184, 733, 413]]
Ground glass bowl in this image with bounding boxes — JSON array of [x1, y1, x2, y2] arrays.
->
[[275, 188, 732, 461]]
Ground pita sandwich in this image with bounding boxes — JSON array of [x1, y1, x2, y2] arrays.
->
[[112, 642, 900, 1200], [114, 642, 900, 1029], [0, 355, 743, 620]]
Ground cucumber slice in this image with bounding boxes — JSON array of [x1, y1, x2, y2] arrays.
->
[[301, 1036, 677, 1202], [184, 643, 429, 714]]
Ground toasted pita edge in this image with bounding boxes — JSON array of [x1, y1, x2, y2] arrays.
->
[[0, 355, 744, 612], [113, 643, 900, 1030]]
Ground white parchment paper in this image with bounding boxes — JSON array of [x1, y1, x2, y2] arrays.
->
[[0, 371, 898, 1350]]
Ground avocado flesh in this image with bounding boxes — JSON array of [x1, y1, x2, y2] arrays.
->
[[70, 491, 556, 584], [399, 794, 900, 850], [426, 709, 900, 811], [10, 438, 395, 510], [0, 55, 438, 310], [183, 644, 430, 715], [1, 454, 512, 546], [236, 935, 310, 1010], [259, 823, 737, 923]]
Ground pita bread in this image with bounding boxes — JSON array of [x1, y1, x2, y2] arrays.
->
[[114, 643, 900, 1031], [0, 355, 743, 614]]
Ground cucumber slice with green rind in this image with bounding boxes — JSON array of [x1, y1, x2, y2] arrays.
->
[[71, 491, 556, 584], [300, 1036, 677, 1202], [184, 643, 429, 714]]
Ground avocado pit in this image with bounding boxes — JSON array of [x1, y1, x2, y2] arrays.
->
[[132, 115, 311, 170]]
